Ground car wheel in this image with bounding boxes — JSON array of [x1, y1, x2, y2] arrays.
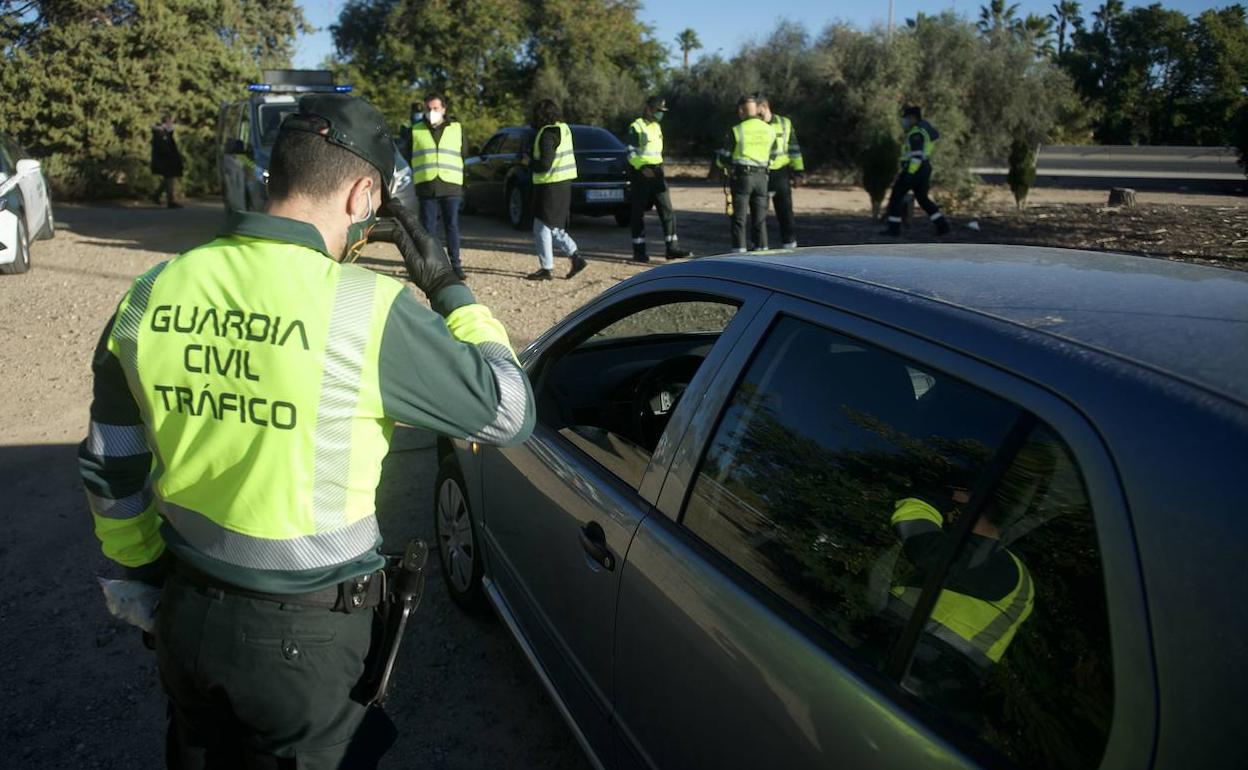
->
[[506, 182, 530, 231], [614, 210, 630, 227], [1, 215, 31, 275], [434, 456, 486, 612]]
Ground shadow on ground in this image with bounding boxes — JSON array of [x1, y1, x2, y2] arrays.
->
[[0, 430, 587, 769]]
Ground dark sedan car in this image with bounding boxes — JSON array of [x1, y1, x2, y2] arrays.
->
[[463, 124, 631, 229], [433, 245, 1248, 770]]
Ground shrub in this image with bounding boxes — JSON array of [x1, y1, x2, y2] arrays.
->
[[1007, 138, 1037, 209]]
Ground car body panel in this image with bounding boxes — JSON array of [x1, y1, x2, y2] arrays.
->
[[0, 134, 54, 268], [450, 247, 1247, 769], [463, 125, 630, 221]]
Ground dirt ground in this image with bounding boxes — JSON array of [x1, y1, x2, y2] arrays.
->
[[0, 182, 1244, 767]]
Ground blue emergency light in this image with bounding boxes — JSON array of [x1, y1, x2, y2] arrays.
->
[[247, 84, 272, 92], [335, 85, 354, 93]]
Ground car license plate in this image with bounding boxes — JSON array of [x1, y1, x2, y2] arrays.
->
[[586, 188, 624, 202]]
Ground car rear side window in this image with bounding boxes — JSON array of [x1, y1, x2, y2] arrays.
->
[[680, 315, 1113, 769], [499, 132, 527, 155], [571, 127, 625, 151], [538, 299, 737, 490]]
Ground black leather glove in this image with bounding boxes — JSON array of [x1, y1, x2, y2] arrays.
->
[[378, 201, 463, 298]]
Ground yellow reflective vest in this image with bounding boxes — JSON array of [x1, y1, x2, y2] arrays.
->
[[628, 117, 664, 170], [532, 122, 578, 184], [768, 115, 805, 172], [731, 117, 777, 168], [410, 120, 465, 186]]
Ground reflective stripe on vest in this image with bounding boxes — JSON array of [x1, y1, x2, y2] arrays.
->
[[732, 118, 775, 168], [890, 550, 1035, 667], [108, 236, 403, 571], [769, 116, 792, 171], [410, 121, 464, 185], [532, 123, 577, 184], [629, 117, 664, 169]]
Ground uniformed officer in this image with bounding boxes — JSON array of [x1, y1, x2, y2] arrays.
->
[[626, 96, 691, 263], [888, 495, 1034, 671], [755, 95, 805, 249], [882, 105, 951, 237], [79, 94, 535, 768], [410, 92, 468, 279], [717, 94, 777, 252]]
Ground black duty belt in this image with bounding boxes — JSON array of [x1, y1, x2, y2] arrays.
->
[[174, 559, 384, 613]]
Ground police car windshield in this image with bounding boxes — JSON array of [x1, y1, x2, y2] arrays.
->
[[259, 103, 299, 148]]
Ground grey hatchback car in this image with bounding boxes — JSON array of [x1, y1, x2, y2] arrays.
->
[[433, 245, 1248, 770]]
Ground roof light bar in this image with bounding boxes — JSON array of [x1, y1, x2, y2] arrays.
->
[[335, 85, 354, 93], [247, 83, 272, 92]]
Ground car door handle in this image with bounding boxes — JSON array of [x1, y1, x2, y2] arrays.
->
[[579, 522, 615, 571]]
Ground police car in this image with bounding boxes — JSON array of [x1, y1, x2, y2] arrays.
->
[[216, 69, 416, 220], [0, 132, 55, 275]]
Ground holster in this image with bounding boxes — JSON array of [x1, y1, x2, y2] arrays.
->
[[365, 539, 430, 707]]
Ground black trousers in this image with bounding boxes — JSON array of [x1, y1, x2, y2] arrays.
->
[[885, 163, 942, 223], [629, 166, 676, 240], [767, 166, 796, 246], [730, 166, 769, 251], [154, 175, 177, 206], [156, 574, 391, 769]]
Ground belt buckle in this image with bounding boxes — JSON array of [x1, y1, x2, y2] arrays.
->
[[346, 573, 372, 612]]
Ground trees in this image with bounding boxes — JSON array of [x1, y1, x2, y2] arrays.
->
[[676, 28, 702, 70], [1049, 0, 1083, 57], [0, 1, 307, 198], [978, 1, 1022, 36]]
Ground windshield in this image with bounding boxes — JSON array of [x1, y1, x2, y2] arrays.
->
[[570, 127, 625, 151], [258, 103, 299, 148]]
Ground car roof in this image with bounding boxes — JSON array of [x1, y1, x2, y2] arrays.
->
[[675, 245, 1248, 406]]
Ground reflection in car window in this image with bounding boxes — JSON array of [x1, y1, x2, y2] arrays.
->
[[681, 315, 1113, 769], [499, 132, 527, 155], [480, 135, 504, 156], [570, 126, 626, 151], [539, 299, 737, 490]]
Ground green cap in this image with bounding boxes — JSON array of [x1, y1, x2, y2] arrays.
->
[[280, 94, 395, 198]]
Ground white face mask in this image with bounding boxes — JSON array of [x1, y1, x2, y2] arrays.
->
[[427, 109, 444, 126]]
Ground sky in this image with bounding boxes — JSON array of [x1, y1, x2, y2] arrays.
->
[[291, 0, 1230, 70]]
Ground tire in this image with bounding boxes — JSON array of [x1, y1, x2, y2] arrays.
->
[[434, 456, 487, 613], [1, 215, 31, 275], [614, 210, 630, 227], [506, 182, 531, 231]]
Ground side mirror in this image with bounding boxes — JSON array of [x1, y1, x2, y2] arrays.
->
[[15, 159, 40, 176], [225, 138, 246, 155]]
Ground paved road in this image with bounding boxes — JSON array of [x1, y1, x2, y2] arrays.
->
[[974, 145, 1246, 194]]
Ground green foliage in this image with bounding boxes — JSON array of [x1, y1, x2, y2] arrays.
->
[[861, 133, 898, 218], [331, 0, 665, 148], [0, 0, 307, 199], [675, 28, 702, 70], [1007, 139, 1037, 209], [1234, 103, 1248, 177], [1061, 2, 1248, 146]]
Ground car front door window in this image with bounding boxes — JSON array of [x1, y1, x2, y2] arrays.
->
[[680, 315, 1114, 768]]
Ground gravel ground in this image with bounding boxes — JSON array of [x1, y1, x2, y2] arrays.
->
[[0, 182, 1244, 767]]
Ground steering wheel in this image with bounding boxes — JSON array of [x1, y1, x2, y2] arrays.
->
[[629, 355, 705, 450]]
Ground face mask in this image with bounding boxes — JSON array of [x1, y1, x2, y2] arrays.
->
[[654, 111, 665, 123], [427, 110, 444, 126], [343, 190, 376, 263]]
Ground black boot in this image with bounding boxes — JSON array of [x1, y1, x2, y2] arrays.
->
[[632, 242, 649, 263], [566, 253, 588, 279], [665, 240, 692, 259], [525, 268, 553, 281], [934, 215, 951, 236], [880, 220, 901, 237]]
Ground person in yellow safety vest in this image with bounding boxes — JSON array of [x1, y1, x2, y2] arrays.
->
[[626, 96, 692, 263], [409, 92, 469, 279], [524, 98, 587, 281], [716, 94, 778, 252], [755, 94, 805, 249], [78, 93, 535, 767], [882, 105, 951, 237], [888, 492, 1034, 680]]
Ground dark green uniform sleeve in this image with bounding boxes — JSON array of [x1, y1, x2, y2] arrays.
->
[[377, 289, 535, 446]]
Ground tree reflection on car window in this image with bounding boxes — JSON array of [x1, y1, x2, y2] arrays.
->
[[681, 315, 1113, 769]]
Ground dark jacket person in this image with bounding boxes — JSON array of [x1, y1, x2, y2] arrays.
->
[[150, 114, 184, 208]]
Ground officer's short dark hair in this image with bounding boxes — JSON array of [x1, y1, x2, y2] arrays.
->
[[737, 94, 757, 108], [754, 93, 770, 107], [267, 126, 382, 201], [533, 99, 562, 127], [902, 105, 922, 119], [424, 92, 447, 108]]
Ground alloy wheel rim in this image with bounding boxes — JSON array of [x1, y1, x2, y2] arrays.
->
[[437, 478, 474, 592]]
